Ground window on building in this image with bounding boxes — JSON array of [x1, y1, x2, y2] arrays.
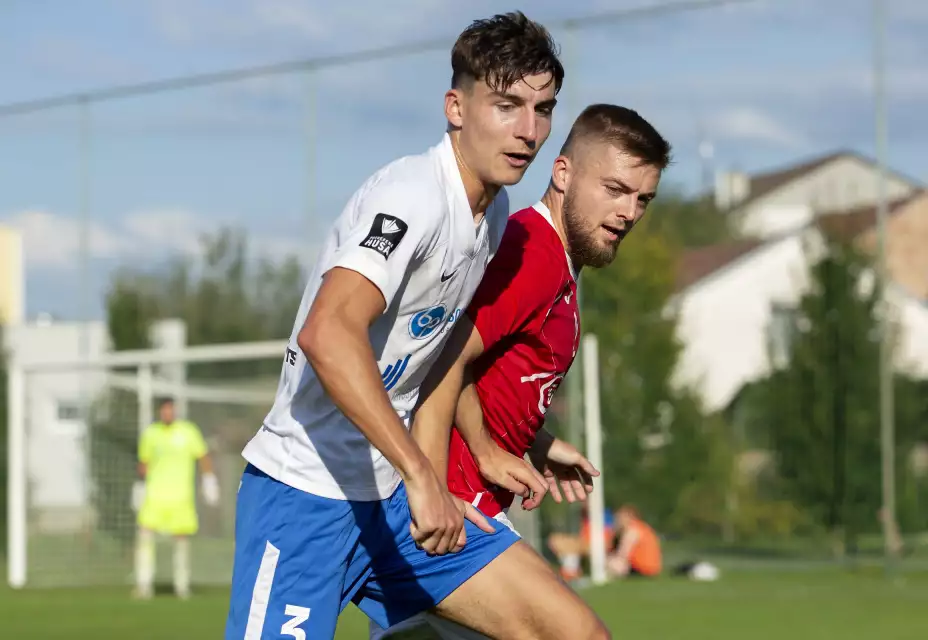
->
[[768, 303, 799, 367]]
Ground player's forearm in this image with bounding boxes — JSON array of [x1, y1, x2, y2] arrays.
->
[[412, 319, 485, 483], [454, 377, 497, 463], [411, 360, 470, 484], [412, 410, 450, 482], [198, 455, 214, 475], [300, 319, 430, 482]]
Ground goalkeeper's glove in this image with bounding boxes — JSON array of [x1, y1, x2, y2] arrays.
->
[[131, 481, 145, 512], [201, 472, 220, 506]]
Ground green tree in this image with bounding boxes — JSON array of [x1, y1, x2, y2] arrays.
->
[[644, 190, 736, 249], [106, 274, 155, 351], [749, 237, 922, 551], [579, 211, 732, 531]]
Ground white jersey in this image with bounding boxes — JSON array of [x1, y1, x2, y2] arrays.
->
[[242, 133, 510, 501]]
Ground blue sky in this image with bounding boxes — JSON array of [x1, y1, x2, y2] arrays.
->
[[1, 0, 926, 320]]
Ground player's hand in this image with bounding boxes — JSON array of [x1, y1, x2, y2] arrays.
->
[[131, 481, 145, 512], [406, 466, 494, 556], [529, 437, 598, 504], [475, 446, 548, 511], [201, 472, 220, 506]]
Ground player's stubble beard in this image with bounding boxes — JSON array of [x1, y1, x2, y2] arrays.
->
[[563, 186, 619, 269]]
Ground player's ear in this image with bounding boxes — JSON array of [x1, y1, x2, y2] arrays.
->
[[550, 155, 571, 193], [445, 88, 465, 130]]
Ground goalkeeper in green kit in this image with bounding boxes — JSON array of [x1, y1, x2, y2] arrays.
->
[[131, 397, 219, 599]]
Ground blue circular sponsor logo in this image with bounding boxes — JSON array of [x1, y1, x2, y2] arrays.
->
[[409, 305, 447, 339]]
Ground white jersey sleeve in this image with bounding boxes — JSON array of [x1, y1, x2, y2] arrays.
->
[[328, 177, 442, 310]]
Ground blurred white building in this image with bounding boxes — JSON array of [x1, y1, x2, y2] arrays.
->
[[715, 150, 921, 240], [674, 152, 928, 413]]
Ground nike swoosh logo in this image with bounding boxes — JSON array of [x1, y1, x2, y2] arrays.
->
[[440, 270, 456, 282]]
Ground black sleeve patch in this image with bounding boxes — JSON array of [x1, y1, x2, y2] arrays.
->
[[359, 213, 409, 259]]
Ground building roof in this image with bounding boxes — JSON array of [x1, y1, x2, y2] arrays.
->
[[676, 191, 926, 292], [815, 192, 922, 241], [744, 151, 846, 207], [674, 239, 766, 291], [724, 150, 924, 212]]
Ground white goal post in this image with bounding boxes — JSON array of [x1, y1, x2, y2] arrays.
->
[[6, 339, 287, 589], [582, 333, 608, 585], [5, 335, 570, 589]]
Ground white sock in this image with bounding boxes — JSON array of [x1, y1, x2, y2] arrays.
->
[[563, 553, 581, 573], [174, 537, 190, 597], [135, 529, 155, 595]]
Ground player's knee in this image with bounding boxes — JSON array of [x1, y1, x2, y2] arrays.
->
[[587, 619, 612, 640], [565, 607, 610, 640]]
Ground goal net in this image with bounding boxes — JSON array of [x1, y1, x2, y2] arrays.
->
[[6, 338, 550, 589], [7, 340, 286, 589]]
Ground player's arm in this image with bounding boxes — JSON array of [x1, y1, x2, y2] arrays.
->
[[297, 194, 492, 554], [411, 315, 485, 482], [417, 219, 553, 503], [190, 425, 219, 506], [412, 315, 546, 507], [197, 454, 214, 475], [298, 268, 434, 485], [452, 368, 547, 509]]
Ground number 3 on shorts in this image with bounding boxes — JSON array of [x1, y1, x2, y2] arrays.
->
[[281, 605, 311, 639]]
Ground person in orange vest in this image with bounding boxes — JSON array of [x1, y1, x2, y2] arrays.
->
[[547, 505, 616, 582], [606, 505, 662, 578]]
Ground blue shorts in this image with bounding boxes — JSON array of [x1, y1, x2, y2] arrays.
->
[[224, 464, 519, 639]]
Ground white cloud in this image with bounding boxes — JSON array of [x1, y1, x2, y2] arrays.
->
[[146, 0, 442, 49], [121, 209, 205, 255], [1, 207, 317, 271], [708, 107, 807, 148], [2, 210, 129, 268]]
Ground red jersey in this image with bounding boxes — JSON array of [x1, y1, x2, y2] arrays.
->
[[447, 203, 580, 517]]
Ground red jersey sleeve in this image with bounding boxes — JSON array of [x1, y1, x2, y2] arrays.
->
[[467, 214, 564, 352]]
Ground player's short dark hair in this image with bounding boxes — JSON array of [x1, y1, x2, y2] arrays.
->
[[157, 397, 175, 409], [451, 11, 564, 95], [561, 104, 672, 170]]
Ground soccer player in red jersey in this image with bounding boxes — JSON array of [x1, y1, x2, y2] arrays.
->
[[372, 104, 671, 639]]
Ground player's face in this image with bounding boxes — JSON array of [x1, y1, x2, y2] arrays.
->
[[563, 144, 661, 268], [450, 73, 557, 187], [159, 402, 175, 424]]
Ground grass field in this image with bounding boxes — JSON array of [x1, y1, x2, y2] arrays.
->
[[1, 568, 927, 639]]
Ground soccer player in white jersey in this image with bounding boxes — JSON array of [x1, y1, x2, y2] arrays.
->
[[224, 13, 613, 640]]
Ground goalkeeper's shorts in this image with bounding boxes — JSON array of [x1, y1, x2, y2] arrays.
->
[[138, 499, 198, 536]]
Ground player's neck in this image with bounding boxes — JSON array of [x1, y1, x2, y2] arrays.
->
[[541, 187, 568, 249], [541, 187, 582, 275], [449, 132, 499, 221]]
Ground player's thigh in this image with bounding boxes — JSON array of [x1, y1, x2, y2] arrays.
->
[[370, 612, 490, 640], [224, 464, 360, 640], [354, 483, 519, 630], [433, 540, 610, 640]]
